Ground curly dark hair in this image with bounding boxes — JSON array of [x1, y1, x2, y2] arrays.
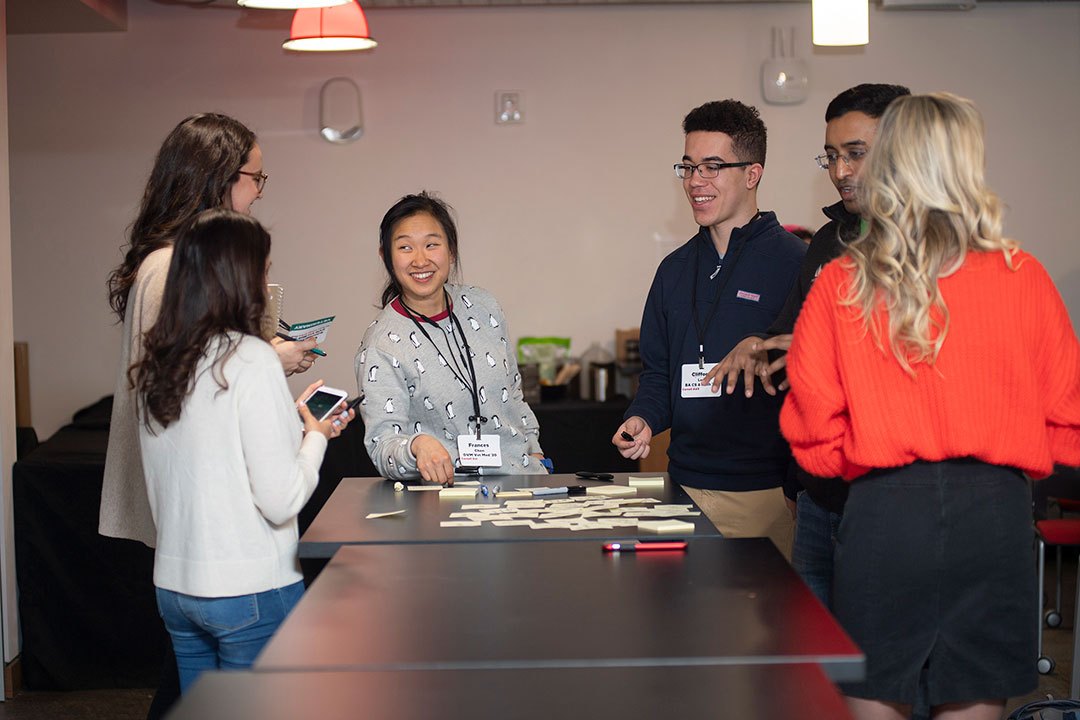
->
[[825, 83, 911, 122], [682, 100, 767, 166], [377, 191, 461, 308], [107, 113, 256, 322], [133, 208, 271, 429]]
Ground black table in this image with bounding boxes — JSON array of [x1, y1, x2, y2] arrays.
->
[[258, 538, 864, 682], [299, 473, 719, 559], [171, 664, 853, 719]]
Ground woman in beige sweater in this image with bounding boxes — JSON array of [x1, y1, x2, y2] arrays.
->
[[102, 113, 317, 548]]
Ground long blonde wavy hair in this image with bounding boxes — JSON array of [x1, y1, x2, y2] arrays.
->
[[844, 92, 1018, 373]]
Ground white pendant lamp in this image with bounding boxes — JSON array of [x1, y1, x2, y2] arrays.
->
[[238, 0, 349, 9], [812, 0, 869, 46]]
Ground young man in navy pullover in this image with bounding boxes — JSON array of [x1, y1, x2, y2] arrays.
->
[[612, 100, 805, 556]]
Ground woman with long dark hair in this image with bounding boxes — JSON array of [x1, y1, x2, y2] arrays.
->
[[356, 192, 546, 484], [782, 93, 1080, 719], [134, 208, 351, 692], [103, 112, 317, 548]]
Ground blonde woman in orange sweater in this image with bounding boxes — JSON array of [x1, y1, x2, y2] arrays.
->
[[781, 93, 1080, 720]]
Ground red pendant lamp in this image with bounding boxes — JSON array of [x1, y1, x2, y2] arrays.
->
[[283, 0, 378, 52]]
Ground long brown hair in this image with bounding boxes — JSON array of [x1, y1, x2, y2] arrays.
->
[[107, 113, 256, 321], [134, 209, 271, 429]]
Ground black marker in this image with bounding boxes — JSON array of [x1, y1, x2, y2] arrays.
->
[[621, 431, 635, 441]]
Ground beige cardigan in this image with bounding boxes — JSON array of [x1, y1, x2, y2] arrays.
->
[[100, 247, 172, 548]]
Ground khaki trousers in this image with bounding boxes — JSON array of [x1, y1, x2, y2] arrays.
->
[[683, 485, 794, 561]]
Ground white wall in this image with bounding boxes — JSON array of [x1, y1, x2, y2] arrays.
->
[[0, 0, 19, 671], [9, 1, 1080, 440]]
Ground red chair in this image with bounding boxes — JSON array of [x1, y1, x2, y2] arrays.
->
[[1046, 499, 1080, 629], [1036, 517, 1080, 674]]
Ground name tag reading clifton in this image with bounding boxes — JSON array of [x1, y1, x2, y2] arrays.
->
[[681, 363, 718, 398], [456, 435, 503, 467]]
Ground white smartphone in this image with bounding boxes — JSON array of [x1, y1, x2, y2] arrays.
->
[[302, 386, 349, 422]]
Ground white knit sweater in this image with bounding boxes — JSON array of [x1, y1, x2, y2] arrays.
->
[[139, 334, 327, 597]]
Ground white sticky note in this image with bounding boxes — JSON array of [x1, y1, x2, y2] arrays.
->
[[628, 476, 666, 488], [440, 487, 479, 499], [586, 485, 638, 497], [365, 510, 406, 519], [637, 519, 695, 534]]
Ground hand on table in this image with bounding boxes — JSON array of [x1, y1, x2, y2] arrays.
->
[[411, 434, 456, 486]]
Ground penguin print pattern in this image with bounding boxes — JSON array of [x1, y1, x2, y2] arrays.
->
[[356, 284, 543, 480]]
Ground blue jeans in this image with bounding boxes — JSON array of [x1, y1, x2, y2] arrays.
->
[[155, 581, 304, 693], [792, 491, 842, 608]]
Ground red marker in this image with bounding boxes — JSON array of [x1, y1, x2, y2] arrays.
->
[[602, 541, 688, 553]]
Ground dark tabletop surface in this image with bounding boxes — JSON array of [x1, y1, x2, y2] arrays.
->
[[258, 538, 864, 682], [298, 472, 721, 558], [172, 664, 853, 719]]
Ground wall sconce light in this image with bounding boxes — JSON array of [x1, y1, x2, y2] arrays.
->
[[320, 77, 365, 144], [283, 1, 378, 52], [239, 0, 348, 8], [761, 27, 808, 105], [812, 0, 869, 46]]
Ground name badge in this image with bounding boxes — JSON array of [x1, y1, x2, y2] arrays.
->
[[457, 435, 503, 467], [681, 363, 719, 398]]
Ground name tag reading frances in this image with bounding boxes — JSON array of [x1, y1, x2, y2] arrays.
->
[[681, 363, 719, 398], [456, 435, 503, 467]]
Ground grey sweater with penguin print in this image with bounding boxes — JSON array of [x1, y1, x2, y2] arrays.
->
[[355, 284, 545, 478]]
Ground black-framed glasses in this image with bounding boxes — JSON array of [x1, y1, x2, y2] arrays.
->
[[673, 161, 752, 179], [814, 149, 868, 171], [238, 170, 269, 192]]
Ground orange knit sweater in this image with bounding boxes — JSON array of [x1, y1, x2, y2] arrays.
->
[[781, 249, 1080, 481]]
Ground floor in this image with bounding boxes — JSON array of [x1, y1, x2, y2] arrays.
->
[[0, 553, 1074, 720]]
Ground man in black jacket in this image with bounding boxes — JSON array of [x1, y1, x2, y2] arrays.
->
[[704, 84, 910, 605]]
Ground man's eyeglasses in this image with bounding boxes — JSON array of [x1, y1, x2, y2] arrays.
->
[[238, 170, 269, 193], [814, 149, 868, 171], [673, 161, 752, 179]]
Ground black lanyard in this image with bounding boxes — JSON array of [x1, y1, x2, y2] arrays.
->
[[690, 217, 755, 368], [400, 293, 487, 439]]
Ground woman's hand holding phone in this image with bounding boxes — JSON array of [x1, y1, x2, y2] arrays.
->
[[296, 381, 354, 440]]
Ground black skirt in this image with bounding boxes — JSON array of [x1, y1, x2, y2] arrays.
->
[[834, 459, 1037, 705]]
